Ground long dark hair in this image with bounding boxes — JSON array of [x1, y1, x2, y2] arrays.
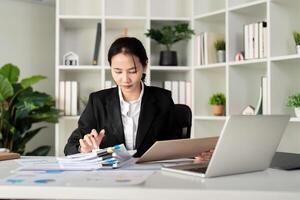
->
[[108, 37, 148, 82]]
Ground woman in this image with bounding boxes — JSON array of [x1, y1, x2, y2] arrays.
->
[[64, 37, 182, 157]]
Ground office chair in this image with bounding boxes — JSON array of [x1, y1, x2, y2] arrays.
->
[[174, 104, 192, 139]]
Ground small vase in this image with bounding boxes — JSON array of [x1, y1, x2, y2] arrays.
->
[[212, 105, 225, 116], [295, 107, 300, 117], [296, 45, 300, 55], [217, 50, 226, 63]]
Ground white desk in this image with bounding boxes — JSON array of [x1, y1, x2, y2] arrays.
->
[[0, 157, 300, 200]]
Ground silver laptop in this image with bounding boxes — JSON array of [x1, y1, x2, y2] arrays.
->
[[162, 115, 290, 178]]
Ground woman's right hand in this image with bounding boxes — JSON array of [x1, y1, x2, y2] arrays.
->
[[79, 129, 105, 153]]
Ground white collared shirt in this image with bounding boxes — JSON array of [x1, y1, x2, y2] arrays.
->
[[118, 83, 144, 150]]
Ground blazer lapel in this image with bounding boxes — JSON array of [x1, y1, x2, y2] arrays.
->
[[106, 87, 125, 144], [135, 85, 158, 149]]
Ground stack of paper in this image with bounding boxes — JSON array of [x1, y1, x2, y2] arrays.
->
[[57, 144, 134, 170]]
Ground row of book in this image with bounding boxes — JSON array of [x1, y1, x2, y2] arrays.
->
[[244, 21, 268, 60], [195, 32, 225, 66], [105, 80, 191, 107], [151, 81, 191, 107], [59, 81, 78, 116]]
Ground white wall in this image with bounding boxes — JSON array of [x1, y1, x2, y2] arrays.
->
[[0, 0, 56, 155]]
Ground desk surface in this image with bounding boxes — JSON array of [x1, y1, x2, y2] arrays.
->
[[0, 157, 300, 200]]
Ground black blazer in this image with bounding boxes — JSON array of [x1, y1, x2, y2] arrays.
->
[[64, 85, 181, 157]]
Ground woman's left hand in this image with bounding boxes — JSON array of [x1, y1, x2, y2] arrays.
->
[[194, 149, 214, 163]]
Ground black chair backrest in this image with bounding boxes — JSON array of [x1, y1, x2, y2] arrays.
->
[[174, 104, 192, 139]]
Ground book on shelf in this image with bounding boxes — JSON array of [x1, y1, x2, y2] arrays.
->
[[65, 81, 71, 116], [59, 81, 65, 112], [244, 21, 267, 60], [60, 81, 79, 116], [71, 81, 78, 116], [163, 80, 191, 106], [171, 81, 179, 104], [179, 81, 186, 104], [196, 32, 224, 65], [186, 81, 192, 108], [92, 23, 101, 65], [195, 33, 205, 65], [254, 85, 262, 115], [164, 81, 172, 91], [254, 76, 268, 115]]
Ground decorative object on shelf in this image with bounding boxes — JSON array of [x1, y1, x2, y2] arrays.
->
[[293, 31, 300, 54], [145, 23, 194, 66], [242, 105, 255, 115], [209, 93, 226, 116], [0, 63, 60, 155], [63, 51, 79, 66], [214, 39, 226, 63], [235, 51, 244, 61], [287, 92, 300, 117], [93, 23, 102, 65]]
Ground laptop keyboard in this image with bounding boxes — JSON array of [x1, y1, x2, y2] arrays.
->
[[184, 166, 207, 173]]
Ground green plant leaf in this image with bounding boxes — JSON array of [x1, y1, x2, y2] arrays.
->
[[20, 75, 46, 89], [16, 127, 46, 148], [25, 145, 51, 156], [0, 63, 20, 84], [209, 93, 226, 105], [0, 74, 14, 101], [287, 93, 300, 107], [145, 23, 194, 51]]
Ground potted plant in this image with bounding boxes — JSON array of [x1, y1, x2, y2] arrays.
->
[[145, 23, 194, 66], [214, 39, 226, 63], [209, 93, 226, 116], [293, 32, 300, 54], [287, 92, 300, 117], [0, 63, 60, 155]]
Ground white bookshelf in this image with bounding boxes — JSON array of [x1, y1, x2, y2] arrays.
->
[[55, 0, 300, 156]]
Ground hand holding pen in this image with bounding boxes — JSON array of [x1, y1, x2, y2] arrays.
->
[[79, 129, 105, 153]]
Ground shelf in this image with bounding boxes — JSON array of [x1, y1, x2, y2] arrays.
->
[[194, 67, 226, 116], [105, 16, 147, 20], [150, 17, 191, 21], [60, 18, 101, 29], [194, 9, 226, 20], [194, 116, 227, 121], [229, 59, 267, 66], [59, 0, 102, 16], [59, 15, 102, 20], [194, 63, 226, 70], [105, 0, 147, 17], [150, 0, 192, 19], [271, 54, 300, 62], [59, 65, 102, 70], [270, 0, 300, 57], [194, 0, 225, 16], [270, 60, 300, 116], [290, 118, 300, 122], [229, 0, 267, 12], [150, 66, 192, 71]]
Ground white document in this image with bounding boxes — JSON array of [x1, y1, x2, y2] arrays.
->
[[1, 170, 154, 186]]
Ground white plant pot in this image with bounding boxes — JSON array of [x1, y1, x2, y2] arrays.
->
[[295, 107, 300, 117], [217, 50, 226, 63], [297, 45, 300, 55]]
